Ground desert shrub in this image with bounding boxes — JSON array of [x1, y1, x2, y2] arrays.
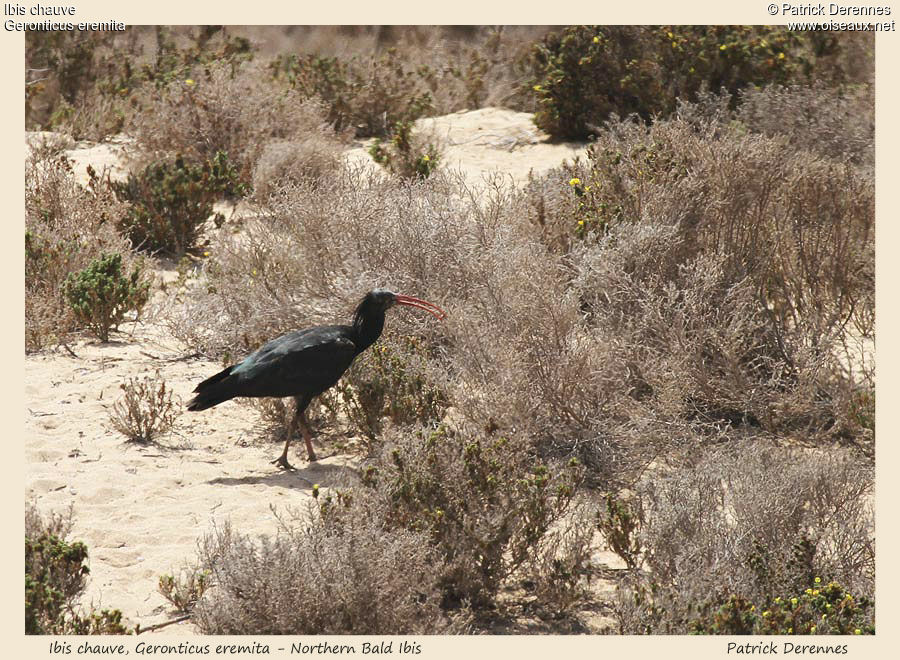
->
[[158, 565, 210, 615], [167, 166, 469, 358], [528, 25, 854, 140], [736, 83, 874, 167], [269, 50, 434, 137], [113, 154, 227, 256], [108, 372, 180, 443], [25, 501, 129, 635], [331, 334, 448, 442], [62, 252, 149, 343], [369, 120, 442, 179], [558, 115, 873, 443], [133, 62, 342, 188], [193, 505, 466, 634], [596, 493, 644, 570], [689, 580, 874, 635], [358, 425, 584, 607], [26, 27, 255, 140], [612, 443, 874, 634], [518, 498, 597, 619], [25, 154, 139, 351], [530, 26, 668, 140], [251, 134, 344, 203]]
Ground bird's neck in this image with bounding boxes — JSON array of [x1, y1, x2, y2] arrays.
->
[[351, 310, 386, 355]]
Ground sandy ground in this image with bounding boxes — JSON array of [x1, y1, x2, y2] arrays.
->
[[25, 109, 615, 634]]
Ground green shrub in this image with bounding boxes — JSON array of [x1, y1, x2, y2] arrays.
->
[[360, 425, 584, 607], [25, 152, 137, 350], [530, 26, 804, 140], [62, 252, 149, 343], [596, 493, 643, 570], [531, 26, 667, 140], [114, 154, 231, 256], [334, 335, 447, 440], [25, 502, 130, 635], [690, 579, 874, 635], [158, 566, 210, 614], [270, 50, 433, 137], [369, 120, 442, 179]]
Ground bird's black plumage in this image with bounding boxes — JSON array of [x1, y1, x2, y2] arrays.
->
[[187, 289, 445, 469]]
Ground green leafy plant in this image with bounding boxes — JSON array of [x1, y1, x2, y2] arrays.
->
[[596, 493, 644, 569], [334, 336, 447, 441], [114, 154, 232, 256], [369, 120, 441, 179], [158, 566, 210, 614], [62, 252, 149, 342], [271, 50, 434, 137], [530, 26, 804, 140], [690, 579, 874, 635], [363, 425, 584, 607], [25, 502, 130, 635]]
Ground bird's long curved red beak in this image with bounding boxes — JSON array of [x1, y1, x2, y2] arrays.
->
[[395, 294, 447, 320]]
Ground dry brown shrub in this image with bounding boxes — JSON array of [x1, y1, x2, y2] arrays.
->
[[132, 62, 345, 187], [555, 114, 874, 444], [25, 151, 143, 351], [736, 83, 874, 168], [194, 503, 468, 634], [251, 134, 344, 203], [612, 441, 874, 633], [108, 372, 181, 444]]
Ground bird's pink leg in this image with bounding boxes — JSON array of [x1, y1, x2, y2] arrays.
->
[[272, 410, 298, 470], [298, 409, 317, 462], [271, 399, 316, 469]]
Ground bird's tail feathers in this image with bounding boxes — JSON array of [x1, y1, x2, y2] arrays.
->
[[187, 366, 237, 411]]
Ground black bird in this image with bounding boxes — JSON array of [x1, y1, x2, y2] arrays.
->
[[187, 289, 446, 470]]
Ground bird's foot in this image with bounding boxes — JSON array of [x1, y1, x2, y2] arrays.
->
[[271, 455, 295, 471], [306, 451, 318, 462]]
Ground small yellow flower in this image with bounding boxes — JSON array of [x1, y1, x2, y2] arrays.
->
[[533, 84, 542, 92], [252, 269, 258, 276], [814, 577, 822, 584], [854, 629, 862, 635], [593, 36, 600, 43], [422, 154, 430, 162], [719, 44, 727, 51], [810, 625, 817, 633], [203, 250, 210, 257], [788, 627, 793, 634], [185, 78, 195, 86], [762, 610, 770, 617], [569, 177, 581, 186], [791, 598, 799, 606], [778, 52, 786, 60], [667, 31, 673, 39], [775, 597, 782, 604], [812, 589, 819, 596], [805, 589, 813, 595]]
